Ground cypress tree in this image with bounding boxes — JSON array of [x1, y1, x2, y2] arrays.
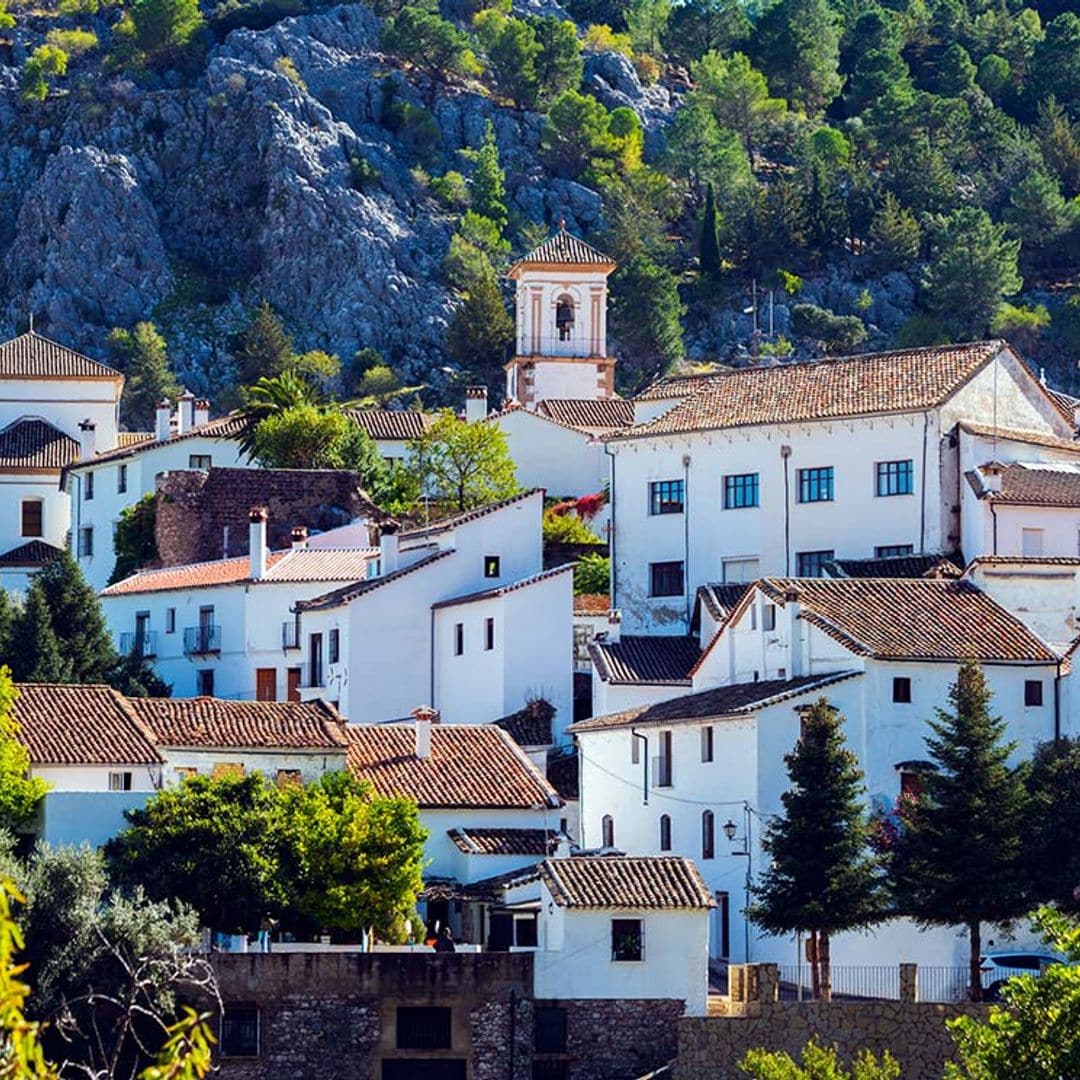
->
[[891, 660, 1030, 1001], [747, 698, 884, 1000], [700, 181, 721, 277], [0, 588, 13, 660], [8, 583, 72, 683], [471, 120, 508, 235]]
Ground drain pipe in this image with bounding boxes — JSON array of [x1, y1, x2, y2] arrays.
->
[[604, 443, 617, 604], [683, 453, 691, 627], [632, 730, 649, 805], [781, 445, 792, 576]]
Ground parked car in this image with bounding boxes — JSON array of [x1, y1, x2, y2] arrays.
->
[[980, 951, 1062, 1000]]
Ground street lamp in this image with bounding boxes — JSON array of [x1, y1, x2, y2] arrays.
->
[[722, 819, 738, 842], [725, 805, 753, 962]]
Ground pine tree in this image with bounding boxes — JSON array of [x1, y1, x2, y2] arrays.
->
[[7, 584, 72, 684], [109, 322, 180, 431], [235, 302, 295, 387], [700, 181, 721, 277], [471, 120, 508, 234], [747, 698, 884, 1000], [34, 549, 116, 683], [891, 660, 1030, 1001], [0, 590, 13, 660], [445, 271, 515, 393]]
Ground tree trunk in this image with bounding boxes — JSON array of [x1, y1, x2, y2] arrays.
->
[[819, 930, 832, 1003], [809, 929, 821, 1000], [969, 920, 983, 1002]]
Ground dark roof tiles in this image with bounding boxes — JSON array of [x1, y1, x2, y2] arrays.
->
[[539, 856, 715, 909], [589, 635, 701, 685], [0, 418, 79, 470], [448, 827, 561, 855]]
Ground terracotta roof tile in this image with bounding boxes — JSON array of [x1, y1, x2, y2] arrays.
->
[[0, 540, 63, 566], [345, 724, 559, 809], [448, 827, 561, 855], [968, 556, 1080, 567], [570, 672, 859, 733], [494, 699, 555, 746], [589, 635, 701, 685], [825, 553, 964, 579], [13, 684, 163, 766], [757, 577, 1058, 663], [614, 342, 1011, 439], [344, 410, 435, 441], [0, 418, 78, 470], [958, 421, 1080, 455], [127, 697, 346, 750], [0, 332, 120, 380], [967, 462, 1080, 507], [634, 372, 725, 402], [297, 549, 453, 611], [430, 565, 574, 609], [66, 415, 248, 472], [101, 548, 375, 596], [511, 227, 614, 271], [118, 431, 154, 446], [696, 583, 752, 623], [539, 856, 715, 909], [537, 399, 634, 430], [400, 489, 543, 541]]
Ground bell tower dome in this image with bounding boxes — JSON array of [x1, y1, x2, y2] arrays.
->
[[504, 223, 617, 408]]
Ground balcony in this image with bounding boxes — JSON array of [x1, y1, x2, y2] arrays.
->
[[282, 621, 300, 650], [119, 631, 157, 659], [183, 625, 221, 655], [514, 337, 610, 361]]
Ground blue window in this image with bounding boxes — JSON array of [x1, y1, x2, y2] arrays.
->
[[875, 544, 914, 558], [797, 467, 833, 503], [796, 550, 834, 577], [876, 460, 914, 496], [724, 473, 759, 509], [649, 479, 684, 515]]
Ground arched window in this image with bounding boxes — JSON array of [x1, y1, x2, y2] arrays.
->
[[702, 810, 715, 860], [555, 295, 575, 341], [659, 814, 672, 852], [601, 814, 614, 848]]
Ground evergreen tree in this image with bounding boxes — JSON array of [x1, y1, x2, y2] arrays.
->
[[690, 51, 786, 159], [7, 584, 72, 684], [747, 699, 884, 1000], [0, 589, 13, 660], [470, 120, 508, 233], [610, 254, 685, 373], [380, 7, 480, 103], [235, 302, 295, 387], [128, 0, 203, 59], [1024, 737, 1080, 911], [1004, 171, 1080, 272], [108, 322, 180, 432], [473, 10, 541, 110], [664, 99, 751, 199], [527, 15, 583, 106], [755, 0, 842, 116], [890, 660, 1030, 1002], [699, 181, 721, 276], [445, 271, 515, 392], [868, 193, 921, 271]]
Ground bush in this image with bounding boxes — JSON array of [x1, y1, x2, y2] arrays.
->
[[21, 45, 68, 102], [543, 506, 602, 544], [574, 552, 610, 595], [583, 23, 633, 56], [45, 28, 98, 57], [128, 0, 204, 58], [349, 154, 380, 190], [790, 303, 867, 353], [273, 55, 306, 90], [430, 170, 469, 209], [632, 52, 660, 83]]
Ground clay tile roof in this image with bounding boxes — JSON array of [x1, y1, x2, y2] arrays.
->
[[614, 342, 1010, 439], [399, 489, 543, 541], [0, 332, 120, 380], [825, 553, 964, 579], [574, 593, 610, 615], [539, 856, 715, 909], [12, 684, 163, 766], [494, 699, 555, 746], [344, 410, 436, 441], [101, 548, 375, 596], [126, 696, 346, 750], [968, 556, 1080, 567], [536, 399, 634, 430], [966, 461, 1080, 507], [547, 749, 578, 799], [696, 583, 752, 622], [430, 565, 574, 609], [118, 431, 154, 446], [297, 549, 453, 611], [345, 724, 559, 809], [634, 372, 725, 402], [65, 415, 249, 472], [448, 827, 561, 855], [0, 540, 63, 566], [957, 421, 1080, 455], [756, 577, 1057, 663], [0, 418, 79, 470], [570, 672, 860, 733], [512, 226, 614, 270], [589, 635, 701, 685]]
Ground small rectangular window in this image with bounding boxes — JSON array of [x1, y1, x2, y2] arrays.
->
[[875, 544, 914, 558], [454, 623, 464, 656], [108, 771, 132, 791], [797, 466, 833, 503], [220, 1006, 259, 1058], [485, 617, 495, 651], [900, 770, 924, 799], [1025, 680, 1043, 707], [893, 677, 912, 703], [276, 769, 302, 788], [723, 557, 760, 583], [165, 608, 176, 634], [723, 473, 759, 509], [796, 550, 834, 577], [396, 1006, 452, 1050], [611, 918, 643, 962], [701, 725, 714, 763], [85, 472, 94, 501], [197, 669, 214, 696], [484, 555, 501, 578], [328, 628, 340, 665], [649, 560, 684, 597], [649, 479, 684, 515], [534, 1006, 568, 1053], [78, 526, 94, 558], [762, 604, 776, 631], [20, 501, 42, 538], [1022, 529, 1044, 558], [117, 464, 127, 494], [876, 460, 914, 496], [188, 454, 212, 470]]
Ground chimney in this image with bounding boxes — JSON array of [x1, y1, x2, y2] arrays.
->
[[177, 389, 196, 434], [155, 400, 173, 442], [249, 505, 269, 579], [290, 525, 309, 550], [979, 461, 1006, 495], [77, 419, 96, 462], [605, 608, 621, 644], [380, 519, 400, 575], [194, 398, 210, 428], [784, 587, 804, 677], [1072, 404, 1080, 432], [465, 385, 488, 424], [411, 705, 440, 760]]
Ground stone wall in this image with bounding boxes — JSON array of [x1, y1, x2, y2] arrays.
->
[[155, 466, 379, 567]]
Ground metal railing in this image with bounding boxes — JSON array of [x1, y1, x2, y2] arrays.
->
[[515, 337, 608, 360], [183, 625, 221, 655], [776, 964, 971, 1002], [281, 621, 300, 650], [119, 631, 157, 658]]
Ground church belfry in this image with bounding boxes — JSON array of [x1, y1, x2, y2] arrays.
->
[[504, 223, 617, 407]]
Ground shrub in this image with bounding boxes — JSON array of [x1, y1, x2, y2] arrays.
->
[[632, 52, 660, 83], [583, 23, 633, 56], [273, 55, 306, 90], [790, 303, 867, 353], [574, 552, 610, 595], [430, 170, 470, 209], [349, 154, 380, 190], [21, 45, 68, 103], [45, 28, 98, 57], [543, 506, 602, 544]]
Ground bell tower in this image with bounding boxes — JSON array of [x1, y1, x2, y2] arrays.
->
[[504, 223, 617, 408]]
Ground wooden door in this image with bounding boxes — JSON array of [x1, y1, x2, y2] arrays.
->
[[255, 668, 276, 702], [286, 667, 301, 702]]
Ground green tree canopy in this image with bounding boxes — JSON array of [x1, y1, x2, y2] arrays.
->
[[109, 494, 159, 586], [7, 582, 73, 684], [1024, 737, 1080, 911], [20, 44, 67, 102], [128, 0, 203, 57], [235, 301, 295, 388], [108, 322, 180, 432], [470, 120, 508, 231], [690, 51, 787, 158], [474, 10, 541, 109], [381, 7, 479, 98], [0, 674, 49, 832], [610, 254, 686, 372], [528, 15, 583, 106], [755, 0, 842, 116]]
